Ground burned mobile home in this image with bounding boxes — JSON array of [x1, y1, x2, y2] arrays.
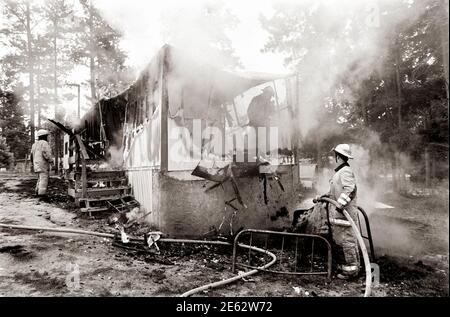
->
[[64, 45, 308, 237]]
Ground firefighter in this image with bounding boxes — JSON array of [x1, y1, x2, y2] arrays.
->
[[325, 144, 360, 279], [31, 129, 53, 199], [247, 86, 276, 158], [247, 86, 276, 128]]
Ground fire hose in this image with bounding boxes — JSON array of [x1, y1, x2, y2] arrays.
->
[[0, 211, 370, 296], [0, 223, 276, 297], [179, 244, 277, 297], [317, 197, 372, 297]]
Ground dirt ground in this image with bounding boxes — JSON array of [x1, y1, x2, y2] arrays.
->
[[0, 173, 448, 297]]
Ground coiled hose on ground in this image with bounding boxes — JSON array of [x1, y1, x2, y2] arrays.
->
[[317, 197, 372, 297], [179, 243, 277, 297], [0, 223, 277, 297], [1, 207, 371, 297]]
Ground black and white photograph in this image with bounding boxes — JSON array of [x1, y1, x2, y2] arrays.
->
[[0, 0, 448, 300]]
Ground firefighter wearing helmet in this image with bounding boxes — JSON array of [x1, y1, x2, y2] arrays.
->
[[327, 144, 360, 279], [31, 129, 53, 199]]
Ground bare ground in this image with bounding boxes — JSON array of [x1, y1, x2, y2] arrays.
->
[[0, 173, 448, 297]]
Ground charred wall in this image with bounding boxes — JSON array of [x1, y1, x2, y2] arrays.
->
[[151, 166, 300, 238]]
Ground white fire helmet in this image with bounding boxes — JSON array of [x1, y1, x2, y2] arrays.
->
[[36, 129, 50, 138], [332, 144, 354, 159]]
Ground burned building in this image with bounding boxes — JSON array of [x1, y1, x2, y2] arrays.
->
[[65, 45, 306, 237]]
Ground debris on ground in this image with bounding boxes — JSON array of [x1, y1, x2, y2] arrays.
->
[[0, 174, 448, 297]]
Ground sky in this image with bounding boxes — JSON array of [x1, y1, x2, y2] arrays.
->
[[94, 0, 289, 74], [0, 0, 290, 118], [0, 0, 429, 122]]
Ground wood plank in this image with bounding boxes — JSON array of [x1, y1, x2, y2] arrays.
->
[[79, 186, 130, 193], [67, 188, 76, 198], [82, 159, 87, 198], [80, 207, 109, 213], [75, 135, 89, 160]]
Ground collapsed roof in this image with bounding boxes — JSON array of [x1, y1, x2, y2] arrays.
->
[[77, 44, 283, 148]]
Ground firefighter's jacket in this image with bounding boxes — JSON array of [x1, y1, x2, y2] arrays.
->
[[31, 140, 53, 173], [247, 93, 276, 127], [329, 162, 357, 219]]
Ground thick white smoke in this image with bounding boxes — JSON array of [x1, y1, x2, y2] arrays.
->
[[262, 0, 435, 137]]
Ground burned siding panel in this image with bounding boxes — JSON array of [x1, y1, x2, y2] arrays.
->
[[127, 169, 156, 226], [156, 169, 299, 237], [77, 45, 301, 237], [123, 49, 166, 220]]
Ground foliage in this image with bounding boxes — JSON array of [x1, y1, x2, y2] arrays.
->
[[1, 0, 131, 151], [261, 0, 448, 169], [70, 0, 131, 101], [161, 1, 241, 70], [0, 135, 14, 167], [0, 86, 30, 160]]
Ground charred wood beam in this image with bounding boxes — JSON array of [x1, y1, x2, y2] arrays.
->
[[48, 119, 105, 160]]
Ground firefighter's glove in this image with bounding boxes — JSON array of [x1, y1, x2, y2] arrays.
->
[[313, 194, 329, 203], [313, 195, 321, 203], [336, 204, 344, 214]]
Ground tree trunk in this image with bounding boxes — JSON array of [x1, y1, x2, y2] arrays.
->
[[391, 150, 398, 191], [25, 3, 35, 143], [425, 147, 431, 187], [54, 21, 58, 109], [54, 19, 59, 174], [431, 150, 436, 186], [440, 0, 449, 100], [294, 74, 301, 163], [395, 45, 402, 130], [316, 142, 321, 168], [36, 53, 41, 128], [395, 153, 400, 191], [362, 101, 367, 124], [37, 69, 41, 128], [89, 0, 97, 106]]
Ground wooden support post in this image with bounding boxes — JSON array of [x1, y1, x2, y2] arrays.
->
[[160, 46, 169, 172], [76, 135, 89, 199]]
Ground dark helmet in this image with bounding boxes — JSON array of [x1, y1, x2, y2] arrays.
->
[[262, 86, 274, 96]]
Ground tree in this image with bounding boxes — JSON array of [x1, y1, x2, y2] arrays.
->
[[1, 0, 41, 142], [341, 0, 448, 184], [0, 86, 30, 160], [24, 0, 75, 125], [33, 34, 54, 128], [0, 135, 13, 167], [259, 0, 387, 153], [70, 0, 130, 104], [262, 0, 448, 187], [161, 1, 241, 70], [40, 0, 77, 172]]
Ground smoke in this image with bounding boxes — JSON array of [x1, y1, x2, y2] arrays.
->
[[314, 143, 386, 211], [263, 0, 434, 137], [90, 0, 435, 135], [314, 137, 415, 213], [313, 141, 449, 257], [107, 145, 123, 168], [93, 0, 239, 74], [92, 0, 291, 76], [106, 131, 126, 168], [86, 0, 447, 256]]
